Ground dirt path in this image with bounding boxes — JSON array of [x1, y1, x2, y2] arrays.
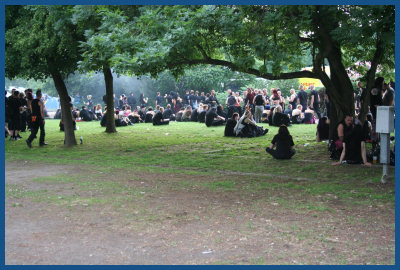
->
[[5, 161, 395, 265]]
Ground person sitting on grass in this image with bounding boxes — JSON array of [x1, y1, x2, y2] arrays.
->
[[291, 104, 303, 124], [224, 112, 239, 137], [303, 106, 315, 124], [205, 106, 225, 127], [198, 104, 208, 123], [265, 124, 296, 159], [316, 116, 330, 142], [234, 108, 268, 138], [332, 123, 371, 166], [144, 107, 155, 123], [153, 107, 170, 126], [163, 104, 175, 121], [271, 105, 291, 126], [181, 105, 192, 121]]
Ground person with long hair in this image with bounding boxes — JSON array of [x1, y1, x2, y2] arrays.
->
[[265, 124, 296, 159]]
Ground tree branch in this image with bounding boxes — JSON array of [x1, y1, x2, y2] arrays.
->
[[167, 57, 320, 80]]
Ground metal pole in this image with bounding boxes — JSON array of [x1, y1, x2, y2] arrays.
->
[[380, 133, 390, 184]]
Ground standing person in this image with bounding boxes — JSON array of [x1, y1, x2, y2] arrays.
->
[[265, 125, 296, 159], [288, 88, 297, 109], [309, 85, 321, 119], [155, 92, 164, 107], [128, 92, 137, 108], [199, 92, 206, 103], [246, 88, 255, 113], [253, 90, 267, 123], [208, 90, 220, 107], [139, 93, 148, 107], [235, 91, 243, 116], [226, 91, 237, 119], [370, 77, 384, 120], [26, 90, 47, 147], [85, 95, 93, 111], [297, 85, 308, 112], [8, 90, 23, 140]]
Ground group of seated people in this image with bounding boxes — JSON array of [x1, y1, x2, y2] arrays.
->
[[329, 114, 373, 166], [259, 104, 316, 126], [224, 109, 269, 138]]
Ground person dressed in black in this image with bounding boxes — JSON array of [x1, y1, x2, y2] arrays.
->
[[271, 105, 291, 126], [153, 107, 170, 126], [224, 112, 239, 137], [297, 85, 308, 112], [198, 104, 208, 123], [163, 104, 175, 121], [309, 85, 321, 119], [139, 93, 148, 108], [316, 116, 330, 142], [26, 90, 47, 147], [128, 92, 137, 109], [8, 90, 22, 140], [226, 92, 237, 119], [234, 109, 268, 138], [155, 92, 164, 107], [370, 77, 384, 120], [265, 125, 296, 159], [205, 107, 225, 127], [80, 106, 93, 121], [333, 123, 371, 166]]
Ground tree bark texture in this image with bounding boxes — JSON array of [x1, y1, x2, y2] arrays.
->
[[49, 68, 77, 147], [103, 65, 117, 133]]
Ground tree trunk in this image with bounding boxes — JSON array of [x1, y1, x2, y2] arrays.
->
[[50, 69, 77, 147], [103, 65, 117, 133]]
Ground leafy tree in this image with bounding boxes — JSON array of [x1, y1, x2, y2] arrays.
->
[[74, 5, 141, 133], [5, 5, 84, 147], [130, 5, 394, 138]]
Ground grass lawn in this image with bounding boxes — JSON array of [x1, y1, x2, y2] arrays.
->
[[5, 120, 395, 265]]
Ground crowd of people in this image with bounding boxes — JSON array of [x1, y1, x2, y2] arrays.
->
[[6, 77, 395, 164]]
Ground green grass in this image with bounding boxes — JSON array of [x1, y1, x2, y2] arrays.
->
[[6, 120, 394, 208]]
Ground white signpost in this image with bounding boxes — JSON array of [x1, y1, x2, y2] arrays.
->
[[376, 106, 395, 183]]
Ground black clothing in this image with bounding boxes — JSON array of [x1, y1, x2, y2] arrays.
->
[[254, 94, 264, 106], [100, 113, 107, 127], [266, 134, 295, 159], [199, 95, 206, 103], [224, 119, 237, 137], [144, 113, 153, 123], [289, 95, 297, 109], [27, 99, 45, 145], [8, 97, 21, 131], [190, 109, 199, 122], [80, 109, 93, 121], [198, 111, 206, 123], [163, 108, 174, 120], [227, 95, 236, 106], [103, 95, 107, 104], [297, 90, 308, 112], [208, 95, 219, 106], [370, 88, 382, 119], [317, 118, 330, 141], [283, 108, 292, 117], [344, 124, 365, 163], [291, 115, 302, 124], [155, 95, 164, 106], [153, 111, 169, 125], [272, 112, 291, 127], [240, 122, 266, 138], [128, 96, 137, 107], [205, 109, 223, 127]]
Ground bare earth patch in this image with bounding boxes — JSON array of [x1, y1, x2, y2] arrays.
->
[[5, 161, 395, 265]]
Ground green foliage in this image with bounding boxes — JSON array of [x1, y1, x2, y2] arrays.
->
[[5, 6, 84, 81]]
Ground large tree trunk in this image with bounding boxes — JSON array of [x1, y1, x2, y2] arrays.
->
[[49, 69, 77, 147], [103, 65, 117, 133]]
